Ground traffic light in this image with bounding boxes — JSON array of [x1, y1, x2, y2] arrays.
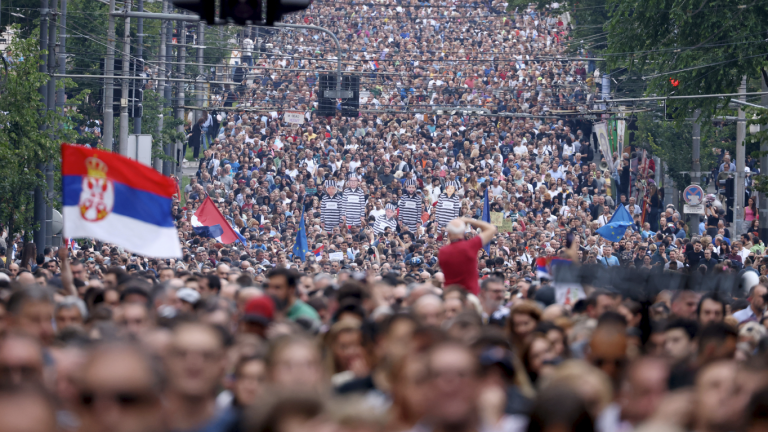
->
[[128, 89, 144, 119], [172, 0, 216, 24], [222, 0, 265, 25], [341, 75, 359, 118], [718, 176, 735, 223], [316, 74, 337, 117], [172, 0, 312, 26], [99, 87, 122, 114]]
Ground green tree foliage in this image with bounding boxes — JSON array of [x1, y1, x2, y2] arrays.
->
[[135, 88, 185, 160], [637, 113, 733, 190], [0, 33, 87, 255], [605, 0, 768, 124]]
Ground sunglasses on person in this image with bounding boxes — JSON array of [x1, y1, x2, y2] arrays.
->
[[79, 389, 156, 409], [591, 357, 627, 369]]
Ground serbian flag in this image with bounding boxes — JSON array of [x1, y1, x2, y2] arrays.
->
[[370, 60, 379, 70], [536, 257, 552, 280], [61, 144, 181, 258], [313, 245, 324, 258], [192, 197, 246, 245]]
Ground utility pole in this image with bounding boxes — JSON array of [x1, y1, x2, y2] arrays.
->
[[155, 0, 166, 172], [692, 109, 701, 185], [196, 21, 204, 123], [760, 71, 768, 243], [45, 0, 57, 247], [176, 17, 186, 175], [103, 0, 116, 150], [118, 0, 132, 156], [34, 0, 49, 249], [134, 0, 143, 135], [57, 0, 67, 115], [163, 1, 173, 175], [735, 76, 747, 235], [57, 0, 67, 243]]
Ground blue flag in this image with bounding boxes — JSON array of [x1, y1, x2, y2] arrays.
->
[[233, 226, 248, 246], [293, 207, 309, 262], [596, 204, 635, 243], [193, 225, 224, 239], [481, 187, 491, 254]]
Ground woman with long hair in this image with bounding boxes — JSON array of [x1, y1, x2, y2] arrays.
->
[[746, 197, 758, 222], [18, 243, 37, 271], [323, 320, 368, 388], [645, 183, 665, 232], [506, 300, 543, 355]]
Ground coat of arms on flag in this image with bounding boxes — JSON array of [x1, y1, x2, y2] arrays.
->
[[79, 156, 114, 222]]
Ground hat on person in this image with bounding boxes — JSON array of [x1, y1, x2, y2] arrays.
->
[[242, 296, 275, 325], [408, 257, 424, 266], [177, 288, 201, 305], [324, 180, 337, 188], [385, 203, 397, 211], [405, 178, 418, 187]]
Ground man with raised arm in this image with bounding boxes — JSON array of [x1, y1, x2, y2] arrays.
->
[[438, 217, 498, 295]]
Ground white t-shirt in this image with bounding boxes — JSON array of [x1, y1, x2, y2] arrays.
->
[[242, 38, 254, 54], [369, 208, 385, 220]]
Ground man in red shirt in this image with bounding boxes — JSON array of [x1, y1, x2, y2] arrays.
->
[[438, 217, 497, 295]]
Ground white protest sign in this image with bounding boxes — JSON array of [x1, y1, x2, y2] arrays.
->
[[285, 111, 305, 124], [329, 252, 344, 261]]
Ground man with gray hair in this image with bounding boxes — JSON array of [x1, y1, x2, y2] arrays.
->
[[437, 217, 497, 296], [54, 296, 88, 332]]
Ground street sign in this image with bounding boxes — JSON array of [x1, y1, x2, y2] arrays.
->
[[683, 185, 704, 205], [684, 204, 705, 215]]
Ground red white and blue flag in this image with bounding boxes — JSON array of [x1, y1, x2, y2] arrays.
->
[[62, 144, 181, 258], [313, 245, 324, 258], [369, 60, 379, 70], [192, 196, 246, 245]]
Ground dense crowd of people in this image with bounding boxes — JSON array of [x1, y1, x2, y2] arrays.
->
[[1, 1, 767, 432]]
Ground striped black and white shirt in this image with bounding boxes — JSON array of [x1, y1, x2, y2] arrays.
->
[[320, 192, 344, 232], [435, 193, 461, 228], [373, 213, 398, 236], [398, 192, 423, 232], [341, 187, 366, 226]]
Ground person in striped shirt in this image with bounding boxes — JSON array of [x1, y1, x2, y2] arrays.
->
[[341, 174, 366, 228], [373, 203, 398, 236], [398, 179, 423, 233], [436, 185, 461, 229], [320, 180, 344, 232]]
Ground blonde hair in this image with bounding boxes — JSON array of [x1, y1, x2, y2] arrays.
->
[[540, 360, 613, 415]]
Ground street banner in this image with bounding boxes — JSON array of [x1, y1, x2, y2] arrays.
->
[[594, 121, 615, 172]]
